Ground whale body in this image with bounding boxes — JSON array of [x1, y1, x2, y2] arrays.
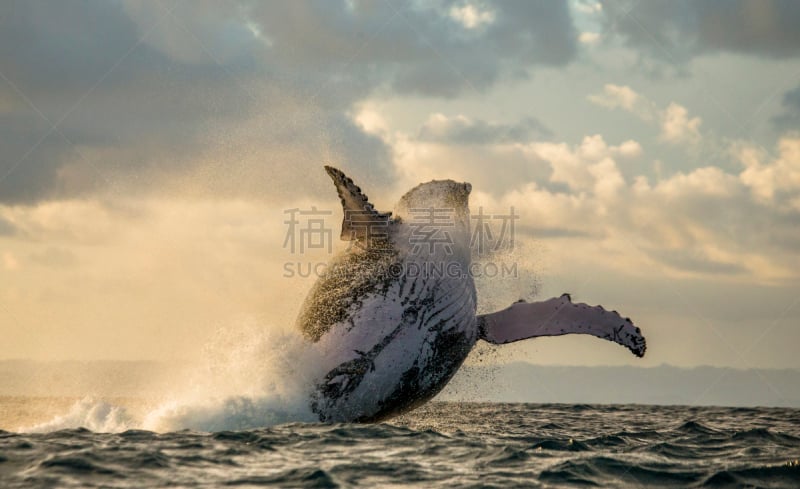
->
[[296, 166, 646, 422]]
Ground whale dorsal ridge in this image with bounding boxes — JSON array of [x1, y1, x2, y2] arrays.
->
[[324, 166, 393, 242]]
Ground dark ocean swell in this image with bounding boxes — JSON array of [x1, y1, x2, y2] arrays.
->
[[2, 403, 799, 488]]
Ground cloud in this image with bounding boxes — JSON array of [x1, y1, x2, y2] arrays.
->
[[599, 0, 800, 62], [391, 133, 551, 196], [449, 3, 496, 30], [418, 113, 551, 145], [659, 102, 702, 144], [0, 1, 390, 204], [0, 1, 581, 205], [121, 0, 259, 66], [367, 98, 798, 285], [525, 134, 638, 195], [647, 248, 748, 276], [653, 166, 740, 199], [4, 117, 800, 364], [738, 135, 800, 204], [245, 1, 578, 95], [387, 111, 800, 284], [587, 84, 657, 120], [589, 85, 704, 145], [387, 114, 800, 284]]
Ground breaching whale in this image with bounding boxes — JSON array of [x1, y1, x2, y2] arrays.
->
[[297, 166, 646, 422]]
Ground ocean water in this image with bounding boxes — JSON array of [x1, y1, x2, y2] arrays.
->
[[2, 402, 799, 488]]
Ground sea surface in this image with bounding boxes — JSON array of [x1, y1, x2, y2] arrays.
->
[[2, 402, 799, 488]]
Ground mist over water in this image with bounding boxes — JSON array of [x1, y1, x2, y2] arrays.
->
[[22, 318, 324, 433]]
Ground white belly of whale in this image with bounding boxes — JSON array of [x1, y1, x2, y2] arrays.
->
[[311, 267, 477, 422]]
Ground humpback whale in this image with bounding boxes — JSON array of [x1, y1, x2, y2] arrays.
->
[[297, 166, 646, 422]]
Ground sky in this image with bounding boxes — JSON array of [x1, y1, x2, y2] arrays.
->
[[1, 0, 799, 373]]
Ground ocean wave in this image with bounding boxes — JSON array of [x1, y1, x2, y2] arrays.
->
[[4, 404, 800, 487]]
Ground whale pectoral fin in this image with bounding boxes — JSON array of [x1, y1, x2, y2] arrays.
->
[[324, 165, 392, 241], [477, 294, 646, 358]]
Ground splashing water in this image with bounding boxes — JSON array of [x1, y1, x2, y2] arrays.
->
[[25, 398, 136, 433], [24, 319, 324, 433]]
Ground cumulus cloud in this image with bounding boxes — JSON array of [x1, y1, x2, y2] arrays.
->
[[392, 113, 795, 282], [525, 134, 638, 195], [386, 114, 800, 284], [660, 102, 702, 144], [653, 166, 740, 199], [599, 0, 800, 62], [391, 131, 551, 196], [589, 85, 704, 145], [550, 157, 792, 282], [738, 135, 800, 204]]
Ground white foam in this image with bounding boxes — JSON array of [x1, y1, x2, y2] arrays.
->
[[25, 319, 325, 433], [26, 397, 135, 433]]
